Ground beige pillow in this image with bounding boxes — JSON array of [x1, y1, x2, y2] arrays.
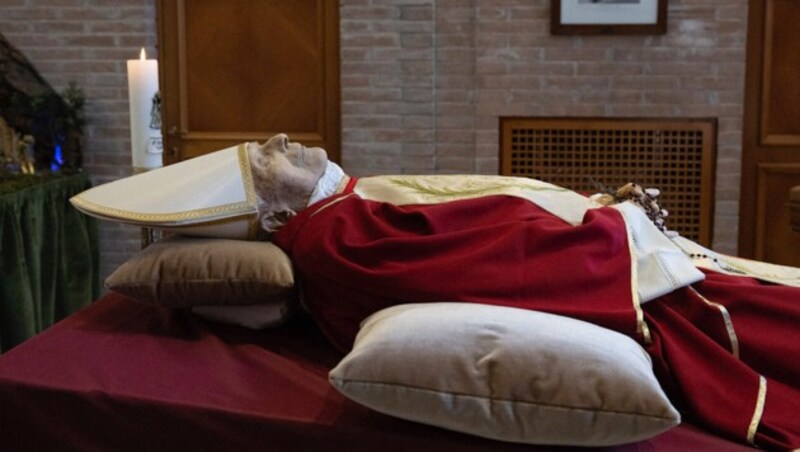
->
[[329, 303, 680, 447], [105, 235, 295, 309]]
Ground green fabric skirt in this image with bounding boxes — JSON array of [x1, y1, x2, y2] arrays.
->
[[0, 172, 99, 352]]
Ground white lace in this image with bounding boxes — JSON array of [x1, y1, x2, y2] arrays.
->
[[307, 161, 345, 206]]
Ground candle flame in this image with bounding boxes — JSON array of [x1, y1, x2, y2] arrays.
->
[[139, 48, 146, 60]]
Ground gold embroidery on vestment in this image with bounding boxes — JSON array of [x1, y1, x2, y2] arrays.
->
[[689, 286, 740, 359], [747, 375, 767, 446], [309, 193, 356, 218], [619, 210, 651, 344], [387, 177, 568, 200]]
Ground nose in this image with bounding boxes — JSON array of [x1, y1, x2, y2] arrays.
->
[[268, 133, 290, 153]]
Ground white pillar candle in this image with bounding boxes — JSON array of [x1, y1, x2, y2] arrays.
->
[[127, 48, 163, 169]]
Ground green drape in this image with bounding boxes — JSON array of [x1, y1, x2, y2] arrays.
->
[[0, 172, 99, 353]]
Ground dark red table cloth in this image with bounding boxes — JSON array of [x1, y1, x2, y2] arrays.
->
[[0, 294, 752, 451]]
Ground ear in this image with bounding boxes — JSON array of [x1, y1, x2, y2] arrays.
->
[[260, 208, 297, 233]]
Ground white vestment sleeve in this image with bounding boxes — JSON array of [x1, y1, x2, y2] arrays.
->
[[612, 203, 705, 303]]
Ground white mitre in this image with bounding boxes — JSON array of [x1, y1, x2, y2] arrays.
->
[[70, 144, 260, 240]]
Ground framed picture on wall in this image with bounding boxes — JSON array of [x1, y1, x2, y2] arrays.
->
[[551, 0, 668, 35]]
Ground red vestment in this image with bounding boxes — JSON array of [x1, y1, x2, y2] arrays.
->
[[273, 190, 800, 450]]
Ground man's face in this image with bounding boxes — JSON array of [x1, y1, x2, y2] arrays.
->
[[247, 133, 328, 211]]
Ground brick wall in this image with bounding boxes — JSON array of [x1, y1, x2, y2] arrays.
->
[[2, 0, 747, 283], [341, 0, 748, 253]]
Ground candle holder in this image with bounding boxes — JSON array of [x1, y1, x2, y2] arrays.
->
[[127, 48, 164, 249]]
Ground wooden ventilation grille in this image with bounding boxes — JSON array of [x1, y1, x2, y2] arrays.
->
[[500, 117, 717, 245]]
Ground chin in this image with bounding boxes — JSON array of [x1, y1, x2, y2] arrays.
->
[[309, 147, 329, 167], [310, 146, 328, 160]]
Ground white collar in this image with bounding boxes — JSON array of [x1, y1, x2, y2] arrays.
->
[[307, 161, 346, 206]]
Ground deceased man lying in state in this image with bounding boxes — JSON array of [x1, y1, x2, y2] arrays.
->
[[73, 133, 800, 450], [247, 134, 800, 451]]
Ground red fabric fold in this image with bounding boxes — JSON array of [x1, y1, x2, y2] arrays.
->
[[644, 270, 800, 450], [275, 194, 639, 351]]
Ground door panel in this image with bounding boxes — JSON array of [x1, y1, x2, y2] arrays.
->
[[760, 1, 800, 145], [755, 165, 800, 264], [157, 0, 340, 163], [741, 0, 800, 265]]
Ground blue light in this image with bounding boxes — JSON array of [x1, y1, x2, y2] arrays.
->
[[51, 144, 64, 172]]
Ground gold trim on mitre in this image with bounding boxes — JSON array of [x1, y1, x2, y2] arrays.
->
[[70, 144, 259, 239]]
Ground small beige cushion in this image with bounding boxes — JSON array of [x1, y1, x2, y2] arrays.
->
[[329, 303, 680, 447], [191, 303, 296, 329], [105, 235, 295, 309]]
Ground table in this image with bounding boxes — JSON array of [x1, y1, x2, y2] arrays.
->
[[0, 172, 99, 352]]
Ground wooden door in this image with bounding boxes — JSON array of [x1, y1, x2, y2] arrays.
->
[[156, 0, 340, 164], [740, 0, 800, 265]]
